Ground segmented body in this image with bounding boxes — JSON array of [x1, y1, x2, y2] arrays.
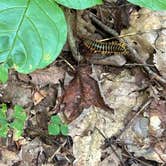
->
[[83, 39, 129, 55]]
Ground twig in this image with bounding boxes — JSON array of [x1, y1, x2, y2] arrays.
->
[[60, 56, 75, 71], [117, 97, 153, 139], [95, 27, 166, 42], [95, 127, 126, 166], [65, 9, 83, 62], [96, 127, 153, 166], [124, 63, 155, 67], [126, 44, 166, 87], [122, 153, 153, 166], [48, 140, 67, 162], [89, 13, 119, 37]]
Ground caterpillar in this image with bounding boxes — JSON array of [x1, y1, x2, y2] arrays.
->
[[83, 39, 129, 55]]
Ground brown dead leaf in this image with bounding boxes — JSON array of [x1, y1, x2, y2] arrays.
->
[[149, 99, 166, 137], [112, 1, 133, 33], [150, 99, 166, 125], [29, 66, 65, 87], [121, 8, 160, 61], [19, 138, 46, 165], [1, 81, 32, 106], [0, 148, 20, 165], [99, 146, 122, 166], [33, 85, 57, 112], [33, 90, 47, 105], [153, 140, 166, 163], [55, 65, 113, 122], [76, 11, 96, 37]]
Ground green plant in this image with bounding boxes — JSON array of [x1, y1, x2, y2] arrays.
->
[[48, 115, 68, 136], [127, 0, 166, 10], [0, 0, 102, 83], [0, 104, 27, 140]]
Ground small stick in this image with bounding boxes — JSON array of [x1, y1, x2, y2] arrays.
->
[[124, 63, 155, 67], [48, 140, 67, 162], [89, 13, 119, 38], [96, 27, 166, 42], [60, 56, 75, 71], [126, 44, 166, 87], [117, 97, 153, 139], [122, 153, 153, 166], [96, 127, 152, 166], [95, 127, 126, 166]]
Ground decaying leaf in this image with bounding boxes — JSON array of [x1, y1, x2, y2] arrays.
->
[[1, 81, 32, 106], [0, 148, 20, 165], [68, 67, 146, 165], [111, 1, 133, 33], [29, 66, 65, 87], [19, 138, 46, 165], [121, 98, 166, 163], [149, 99, 166, 136], [76, 11, 96, 37], [33, 90, 47, 105], [121, 8, 162, 62], [55, 65, 113, 122]]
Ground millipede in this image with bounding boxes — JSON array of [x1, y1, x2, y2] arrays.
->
[[83, 38, 129, 55]]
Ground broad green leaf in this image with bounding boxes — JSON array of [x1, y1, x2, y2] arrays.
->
[[50, 115, 62, 125], [127, 0, 166, 10], [55, 0, 103, 9], [48, 123, 60, 135], [60, 124, 68, 136], [0, 0, 67, 73], [0, 63, 8, 83]]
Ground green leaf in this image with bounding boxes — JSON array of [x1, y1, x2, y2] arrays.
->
[[0, 122, 8, 137], [60, 124, 68, 136], [48, 123, 60, 135], [0, 104, 8, 137], [13, 129, 23, 140], [55, 0, 103, 9], [0, 0, 67, 73], [127, 0, 166, 10], [50, 115, 62, 125], [10, 105, 26, 139], [0, 103, 7, 119], [10, 119, 24, 131], [0, 63, 8, 83], [13, 105, 26, 121], [10, 119, 24, 140]]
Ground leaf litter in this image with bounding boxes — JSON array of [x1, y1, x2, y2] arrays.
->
[[54, 65, 113, 122], [1, 1, 166, 166]]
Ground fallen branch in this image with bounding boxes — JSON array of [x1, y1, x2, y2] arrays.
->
[[65, 9, 83, 62], [89, 13, 119, 37]]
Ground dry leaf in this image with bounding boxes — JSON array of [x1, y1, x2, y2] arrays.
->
[[30, 66, 65, 87], [55, 65, 113, 122], [33, 90, 47, 105]]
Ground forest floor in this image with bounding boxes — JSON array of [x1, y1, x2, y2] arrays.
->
[[0, 0, 166, 166]]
